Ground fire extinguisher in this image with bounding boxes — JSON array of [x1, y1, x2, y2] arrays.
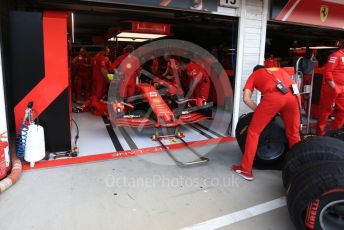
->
[[0, 138, 8, 180]]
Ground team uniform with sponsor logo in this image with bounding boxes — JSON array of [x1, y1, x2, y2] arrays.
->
[[232, 68, 301, 180], [186, 61, 210, 100], [113, 53, 141, 98], [317, 49, 344, 135], [92, 51, 112, 100]]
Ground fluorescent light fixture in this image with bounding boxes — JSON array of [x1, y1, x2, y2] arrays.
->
[[309, 46, 338, 49], [71, 12, 75, 43], [290, 46, 338, 50], [108, 37, 148, 42], [117, 32, 167, 39]]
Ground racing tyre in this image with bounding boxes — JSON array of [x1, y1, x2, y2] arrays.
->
[[287, 161, 344, 230], [326, 127, 344, 142], [282, 136, 344, 189], [235, 112, 288, 169]]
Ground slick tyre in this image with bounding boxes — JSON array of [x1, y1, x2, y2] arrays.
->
[[287, 161, 344, 230], [235, 113, 288, 169], [282, 136, 344, 189]]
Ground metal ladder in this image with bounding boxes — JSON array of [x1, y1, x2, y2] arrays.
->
[[294, 57, 315, 134]]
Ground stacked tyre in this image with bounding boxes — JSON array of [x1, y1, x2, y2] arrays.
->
[[282, 136, 344, 229], [235, 112, 288, 169]]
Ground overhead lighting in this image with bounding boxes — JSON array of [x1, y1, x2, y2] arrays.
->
[[290, 46, 338, 50], [108, 37, 148, 43], [71, 12, 75, 43], [117, 32, 167, 39], [309, 46, 338, 49]]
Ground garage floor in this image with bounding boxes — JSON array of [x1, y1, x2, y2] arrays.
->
[[71, 107, 231, 157], [0, 141, 295, 230]]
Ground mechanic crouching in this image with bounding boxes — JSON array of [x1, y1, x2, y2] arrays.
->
[[232, 65, 301, 181]]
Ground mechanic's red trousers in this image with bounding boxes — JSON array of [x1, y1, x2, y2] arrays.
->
[[92, 75, 108, 100], [193, 78, 210, 100], [75, 72, 90, 101], [241, 91, 301, 173], [316, 83, 344, 135], [119, 75, 136, 98]]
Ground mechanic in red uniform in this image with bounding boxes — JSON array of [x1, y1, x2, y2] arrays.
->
[[112, 45, 141, 99], [162, 54, 181, 84], [232, 65, 301, 181], [316, 42, 344, 135], [72, 48, 92, 102], [150, 57, 161, 76], [186, 61, 210, 102], [92, 47, 112, 100]]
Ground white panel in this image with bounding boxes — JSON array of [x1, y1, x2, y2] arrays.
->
[[245, 19, 263, 28], [217, 6, 240, 17], [231, 0, 267, 136], [245, 27, 261, 34], [247, 0, 263, 7], [246, 12, 263, 20], [0, 41, 7, 136], [219, 0, 240, 8], [231, 0, 247, 136], [244, 47, 261, 54]]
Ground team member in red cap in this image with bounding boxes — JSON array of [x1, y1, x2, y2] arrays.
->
[[72, 48, 92, 102], [92, 47, 112, 100], [317, 42, 344, 135], [232, 65, 301, 181]]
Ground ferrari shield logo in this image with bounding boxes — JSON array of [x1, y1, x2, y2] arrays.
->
[[320, 5, 329, 22]]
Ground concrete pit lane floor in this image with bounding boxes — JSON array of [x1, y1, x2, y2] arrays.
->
[[0, 140, 295, 230], [71, 110, 230, 157]]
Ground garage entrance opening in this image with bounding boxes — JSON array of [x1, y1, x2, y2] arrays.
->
[[265, 21, 344, 134], [69, 8, 237, 160], [3, 2, 230, 166]]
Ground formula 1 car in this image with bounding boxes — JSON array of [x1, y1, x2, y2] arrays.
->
[[109, 69, 213, 132], [108, 69, 213, 166]]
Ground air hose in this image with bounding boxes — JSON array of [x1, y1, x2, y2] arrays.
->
[[16, 102, 34, 159], [16, 124, 28, 159]]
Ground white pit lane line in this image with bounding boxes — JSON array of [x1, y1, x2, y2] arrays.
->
[[180, 197, 287, 230]]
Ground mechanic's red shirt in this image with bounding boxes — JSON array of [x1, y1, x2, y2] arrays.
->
[[187, 61, 209, 81], [167, 58, 181, 76], [120, 54, 141, 78], [72, 54, 92, 73], [93, 51, 111, 79], [325, 49, 344, 85], [151, 58, 160, 74], [244, 68, 294, 94], [112, 53, 128, 70]]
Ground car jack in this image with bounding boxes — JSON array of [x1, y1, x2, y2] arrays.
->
[[151, 126, 209, 167]]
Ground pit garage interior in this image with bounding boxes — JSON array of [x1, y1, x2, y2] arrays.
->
[[2, 1, 344, 230], [266, 21, 344, 133], [7, 2, 238, 163], [70, 8, 238, 159]]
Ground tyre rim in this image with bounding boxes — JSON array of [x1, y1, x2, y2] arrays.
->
[[257, 141, 285, 161], [320, 200, 344, 230]]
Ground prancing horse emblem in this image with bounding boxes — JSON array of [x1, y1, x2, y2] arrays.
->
[[320, 5, 329, 22]]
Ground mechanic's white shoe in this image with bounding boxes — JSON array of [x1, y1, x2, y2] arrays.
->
[[232, 165, 254, 181]]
